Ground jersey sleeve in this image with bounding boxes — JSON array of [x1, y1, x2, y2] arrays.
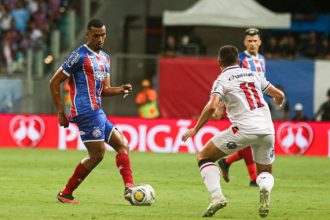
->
[[210, 78, 225, 98], [61, 51, 82, 76], [260, 74, 271, 93]]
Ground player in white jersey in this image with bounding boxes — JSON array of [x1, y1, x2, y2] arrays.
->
[[182, 45, 285, 218], [219, 28, 266, 187]]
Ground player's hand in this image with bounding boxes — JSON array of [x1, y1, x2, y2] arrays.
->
[[273, 97, 285, 108], [121, 84, 132, 98], [58, 112, 69, 128], [182, 129, 196, 142], [122, 84, 132, 94]]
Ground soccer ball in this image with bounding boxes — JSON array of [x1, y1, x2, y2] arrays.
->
[[131, 184, 156, 206]]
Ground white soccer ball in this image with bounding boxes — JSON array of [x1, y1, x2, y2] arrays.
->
[[131, 184, 156, 206]]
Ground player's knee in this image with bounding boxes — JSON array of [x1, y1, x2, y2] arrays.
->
[[197, 152, 214, 163], [91, 152, 104, 164], [116, 143, 130, 154]]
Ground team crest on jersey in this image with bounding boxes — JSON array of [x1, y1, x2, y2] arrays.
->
[[226, 142, 237, 149], [92, 127, 102, 138], [67, 52, 81, 68]]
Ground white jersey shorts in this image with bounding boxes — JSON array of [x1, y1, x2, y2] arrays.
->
[[211, 126, 275, 165]]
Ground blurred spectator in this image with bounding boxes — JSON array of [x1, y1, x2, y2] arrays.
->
[[31, 2, 48, 32], [179, 33, 206, 56], [27, 0, 39, 14], [2, 30, 15, 74], [292, 103, 309, 121], [287, 35, 299, 59], [301, 32, 321, 59], [48, 0, 62, 23], [268, 85, 290, 120], [135, 79, 160, 118], [11, 1, 30, 33], [318, 37, 330, 60], [314, 89, 330, 121], [264, 36, 280, 58], [0, 4, 13, 32], [163, 35, 179, 57], [277, 35, 298, 59], [262, 32, 330, 60], [0, 0, 75, 74], [13, 46, 25, 72], [29, 21, 44, 49]]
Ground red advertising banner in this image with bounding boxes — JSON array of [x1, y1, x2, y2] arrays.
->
[[159, 57, 219, 118], [0, 114, 329, 157]]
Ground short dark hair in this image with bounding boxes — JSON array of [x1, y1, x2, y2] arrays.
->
[[218, 45, 239, 66], [87, 19, 104, 30], [327, 88, 330, 97], [245, 27, 260, 36]]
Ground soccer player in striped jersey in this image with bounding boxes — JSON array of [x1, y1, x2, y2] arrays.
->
[[182, 45, 285, 217], [50, 19, 135, 204], [218, 28, 265, 187]]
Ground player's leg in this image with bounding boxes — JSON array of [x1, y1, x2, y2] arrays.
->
[[108, 128, 134, 187], [256, 163, 273, 218], [199, 127, 250, 217], [57, 141, 105, 204], [218, 148, 257, 185], [197, 139, 227, 217], [218, 150, 241, 182], [240, 147, 257, 186], [225, 151, 242, 165], [57, 110, 106, 204], [218, 127, 246, 182], [251, 135, 275, 218], [106, 122, 134, 203]]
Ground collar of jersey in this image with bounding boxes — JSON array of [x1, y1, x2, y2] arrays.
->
[[84, 44, 101, 57], [244, 50, 258, 57], [222, 65, 240, 73]]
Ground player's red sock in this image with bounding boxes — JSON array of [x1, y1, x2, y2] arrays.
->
[[226, 151, 242, 165], [62, 162, 90, 195], [241, 147, 257, 181], [116, 153, 134, 188]]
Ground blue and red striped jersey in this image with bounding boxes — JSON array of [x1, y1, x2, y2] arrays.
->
[[61, 44, 111, 117], [239, 51, 266, 76]]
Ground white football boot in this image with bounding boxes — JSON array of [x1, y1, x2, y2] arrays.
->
[[202, 197, 227, 217], [259, 188, 270, 218]]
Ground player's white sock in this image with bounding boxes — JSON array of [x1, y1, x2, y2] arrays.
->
[[199, 161, 224, 200], [256, 172, 274, 192]]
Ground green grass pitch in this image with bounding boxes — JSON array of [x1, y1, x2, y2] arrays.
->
[[1, 148, 330, 220]]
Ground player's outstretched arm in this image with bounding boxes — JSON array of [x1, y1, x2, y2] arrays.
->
[[182, 94, 220, 142], [212, 101, 225, 120], [102, 75, 132, 97], [265, 85, 285, 107], [49, 68, 69, 128]]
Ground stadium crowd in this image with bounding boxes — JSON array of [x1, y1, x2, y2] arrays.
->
[[263, 31, 330, 60], [163, 31, 330, 60], [0, 0, 70, 74]]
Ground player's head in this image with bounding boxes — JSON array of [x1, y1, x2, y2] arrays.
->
[[86, 19, 106, 51], [218, 45, 239, 68], [243, 28, 261, 56]]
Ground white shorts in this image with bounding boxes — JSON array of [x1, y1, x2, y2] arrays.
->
[[211, 126, 275, 165]]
